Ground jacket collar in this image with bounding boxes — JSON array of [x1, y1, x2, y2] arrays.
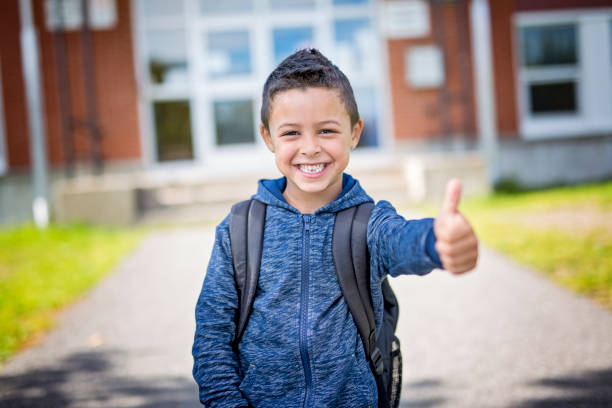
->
[[252, 173, 373, 215]]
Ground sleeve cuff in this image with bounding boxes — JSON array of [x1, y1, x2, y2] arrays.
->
[[425, 225, 442, 268]]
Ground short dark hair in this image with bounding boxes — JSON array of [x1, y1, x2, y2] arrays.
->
[[260, 48, 359, 131]]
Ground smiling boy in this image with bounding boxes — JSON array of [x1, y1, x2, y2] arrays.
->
[[259, 86, 360, 214], [192, 48, 478, 407]]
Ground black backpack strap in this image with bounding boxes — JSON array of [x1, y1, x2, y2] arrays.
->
[[351, 203, 392, 408], [229, 199, 266, 347], [351, 202, 377, 341], [332, 202, 381, 373]]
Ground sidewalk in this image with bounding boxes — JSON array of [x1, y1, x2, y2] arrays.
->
[[1, 224, 612, 407], [392, 244, 612, 407]]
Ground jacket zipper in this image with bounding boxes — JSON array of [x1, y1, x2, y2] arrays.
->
[[300, 214, 313, 407]]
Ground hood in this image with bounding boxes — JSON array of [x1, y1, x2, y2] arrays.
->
[[252, 173, 373, 215]]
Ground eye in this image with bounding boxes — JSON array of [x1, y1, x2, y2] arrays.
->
[[280, 130, 298, 137], [320, 128, 337, 135]]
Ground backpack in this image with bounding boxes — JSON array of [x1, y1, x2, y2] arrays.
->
[[229, 199, 402, 408]]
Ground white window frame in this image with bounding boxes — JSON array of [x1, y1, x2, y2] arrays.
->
[[134, 0, 198, 167], [133, 0, 387, 170], [0, 58, 7, 175], [514, 8, 612, 140]]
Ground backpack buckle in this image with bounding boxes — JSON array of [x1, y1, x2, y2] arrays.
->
[[370, 347, 384, 376]]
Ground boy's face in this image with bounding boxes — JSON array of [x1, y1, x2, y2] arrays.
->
[[260, 87, 362, 209]]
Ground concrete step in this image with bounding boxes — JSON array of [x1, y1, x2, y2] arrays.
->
[[51, 152, 487, 226], [138, 161, 408, 210], [136, 182, 257, 210], [136, 165, 410, 225]]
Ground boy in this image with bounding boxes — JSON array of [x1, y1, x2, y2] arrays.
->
[[192, 48, 478, 407]]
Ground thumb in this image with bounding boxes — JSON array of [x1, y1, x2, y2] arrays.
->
[[441, 178, 462, 214]]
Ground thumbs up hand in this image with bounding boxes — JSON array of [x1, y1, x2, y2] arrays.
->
[[433, 179, 478, 275]]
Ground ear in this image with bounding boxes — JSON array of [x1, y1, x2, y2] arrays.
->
[[260, 123, 275, 153], [350, 118, 363, 149]]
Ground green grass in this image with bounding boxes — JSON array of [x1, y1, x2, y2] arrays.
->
[[465, 181, 612, 211], [456, 181, 612, 309], [0, 222, 147, 364]]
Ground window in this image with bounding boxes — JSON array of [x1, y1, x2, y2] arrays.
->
[[516, 10, 612, 139], [200, 0, 253, 14], [529, 82, 576, 114], [137, 0, 383, 165], [354, 87, 378, 147], [139, 1, 195, 163], [213, 100, 255, 145], [333, 0, 368, 4], [405, 45, 445, 89], [207, 31, 252, 78], [273, 27, 314, 65], [146, 29, 188, 84], [522, 25, 577, 66], [333, 18, 373, 75], [142, 0, 183, 17], [153, 100, 194, 161], [269, 0, 314, 9], [520, 24, 579, 117]]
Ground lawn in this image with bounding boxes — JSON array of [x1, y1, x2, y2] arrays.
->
[[458, 181, 612, 310], [0, 222, 147, 364]]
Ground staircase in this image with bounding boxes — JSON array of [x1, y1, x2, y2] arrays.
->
[[135, 175, 261, 226], [52, 151, 488, 227], [137, 161, 409, 226]]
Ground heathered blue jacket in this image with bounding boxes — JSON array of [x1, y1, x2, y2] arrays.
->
[[192, 174, 442, 407]]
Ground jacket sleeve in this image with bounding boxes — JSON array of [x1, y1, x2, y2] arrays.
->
[[367, 200, 443, 279], [192, 216, 250, 407]]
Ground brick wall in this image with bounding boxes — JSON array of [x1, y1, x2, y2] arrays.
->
[[516, 0, 612, 11], [490, 0, 519, 139], [0, 0, 31, 170], [0, 0, 141, 172], [386, 0, 477, 142], [35, 0, 141, 168]]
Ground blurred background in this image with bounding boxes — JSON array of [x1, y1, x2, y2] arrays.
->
[[1, 0, 612, 407], [0, 0, 611, 226]]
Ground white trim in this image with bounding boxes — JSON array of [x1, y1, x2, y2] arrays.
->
[[373, 0, 393, 150], [131, 0, 152, 169], [580, 13, 612, 130], [470, 0, 499, 182], [20, 0, 49, 227], [514, 8, 612, 140], [0, 57, 7, 175]]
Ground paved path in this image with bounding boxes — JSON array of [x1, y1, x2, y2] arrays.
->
[[1, 225, 612, 407]]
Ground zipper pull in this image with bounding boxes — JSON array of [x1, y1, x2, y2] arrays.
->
[[303, 215, 311, 231]]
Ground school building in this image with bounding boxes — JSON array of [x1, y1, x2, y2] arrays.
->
[[1, 0, 612, 225]]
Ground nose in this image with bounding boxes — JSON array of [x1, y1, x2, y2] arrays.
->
[[300, 133, 321, 156]]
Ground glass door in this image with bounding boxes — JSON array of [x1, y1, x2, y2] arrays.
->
[[138, 0, 195, 163]]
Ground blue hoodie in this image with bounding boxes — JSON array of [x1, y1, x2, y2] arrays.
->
[[192, 174, 442, 407]]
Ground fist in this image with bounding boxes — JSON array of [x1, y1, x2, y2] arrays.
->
[[433, 179, 478, 275]]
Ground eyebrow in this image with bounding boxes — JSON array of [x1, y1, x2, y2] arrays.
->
[[277, 123, 301, 130], [317, 120, 341, 126], [276, 120, 342, 131]]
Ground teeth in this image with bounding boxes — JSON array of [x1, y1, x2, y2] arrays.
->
[[299, 164, 325, 173]]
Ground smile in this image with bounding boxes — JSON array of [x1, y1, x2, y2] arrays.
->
[[297, 163, 328, 177]]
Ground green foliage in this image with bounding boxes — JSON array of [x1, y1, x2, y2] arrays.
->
[[493, 176, 525, 194], [460, 180, 612, 309], [0, 223, 145, 364]]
